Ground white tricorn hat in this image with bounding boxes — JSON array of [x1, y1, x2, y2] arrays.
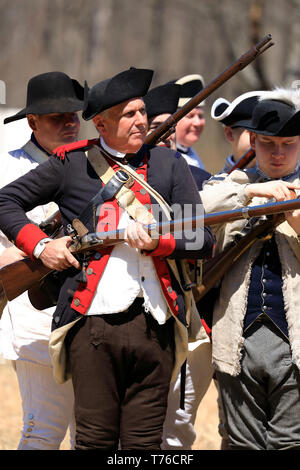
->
[[211, 90, 267, 127], [174, 74, 205, 107]]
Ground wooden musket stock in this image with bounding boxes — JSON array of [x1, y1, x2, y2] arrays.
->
[[192, 212, 286, 303], [227, 148, 256, 174]]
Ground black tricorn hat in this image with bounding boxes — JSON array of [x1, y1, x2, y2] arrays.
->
[[143, 83, 181, 119], [82, 67, 154, 121], [238, 90, 300, 137], [4, 71, 84, 124], [211, 91, 267, 128]]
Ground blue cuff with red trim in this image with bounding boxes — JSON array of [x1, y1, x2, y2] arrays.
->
[[16, 224, 49, 260]]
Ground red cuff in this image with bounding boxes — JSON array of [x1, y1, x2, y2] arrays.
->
[[145, 233, 176, 258], [16, 224, 48, 260]]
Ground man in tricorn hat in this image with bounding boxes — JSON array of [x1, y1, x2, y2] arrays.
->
[[0, 67, 214, 449], [201, 88, 300, 449], [211, 90, 267, 172], [0, 71, 84, 449], [144, 82, 181, 150], [172, 74, 207, 170], [144, 82, 211, 188]]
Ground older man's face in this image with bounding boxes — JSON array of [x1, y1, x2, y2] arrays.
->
[[27, 112, 80, 154], [94, 98, 148, 154]]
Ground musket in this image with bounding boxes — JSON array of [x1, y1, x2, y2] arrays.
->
[[227, 148, 256, 174], [33, 35, 273, 240], [0, 35, 276, 314], [192, 212, 285, 304], [39, 210, 62, 237], [0, 196, 300, 305], [146, 34, 274, 145]]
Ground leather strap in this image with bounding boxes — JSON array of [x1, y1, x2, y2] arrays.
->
[[86, 145, 172, 224]]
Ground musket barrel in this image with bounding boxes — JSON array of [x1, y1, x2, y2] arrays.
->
[[146, 34, 273, 145], [203, 198, 300, 226], [78, 197, 300, 245]]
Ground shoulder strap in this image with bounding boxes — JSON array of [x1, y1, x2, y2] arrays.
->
[[108, 154, 173, 220], [21, 141, 49, 164], [87, 145, 172, 223]]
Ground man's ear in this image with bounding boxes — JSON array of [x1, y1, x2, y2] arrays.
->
[[249, 131, 256, 151], [93, 115, 105, 133], [223, 126, 234, 143], [27, 114, 37, 131]]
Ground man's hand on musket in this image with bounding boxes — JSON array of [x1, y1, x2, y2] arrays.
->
[[39, 236, 81, 271], [0, 246, 27, 269], [245, 180, 300, 235], [125, 221, 159, 251], [245, 181, 300, 201]]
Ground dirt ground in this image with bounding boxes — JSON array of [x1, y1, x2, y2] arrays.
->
[[0, 359, 221, 451]]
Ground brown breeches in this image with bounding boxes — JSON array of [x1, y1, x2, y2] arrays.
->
[[66, 299, 175, 450]]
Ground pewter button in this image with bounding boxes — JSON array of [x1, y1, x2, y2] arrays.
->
[[140, 188, 147, 195], [74, 298, 80, 306], [86, 268, 93, 275], [167, 286, 173, 293], [145, 203, 151, 210], [94, 252, 101, 260], [139, 174, 145, 179], [54, 316, 60, 323]]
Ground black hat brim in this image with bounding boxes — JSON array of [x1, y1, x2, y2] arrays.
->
[[4, 97, 84, 124], [238, 109, 300, 137]]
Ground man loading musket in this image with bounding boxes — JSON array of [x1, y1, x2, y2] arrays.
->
[[0, 67, 214, 450], [201, 87, 300, 450]]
